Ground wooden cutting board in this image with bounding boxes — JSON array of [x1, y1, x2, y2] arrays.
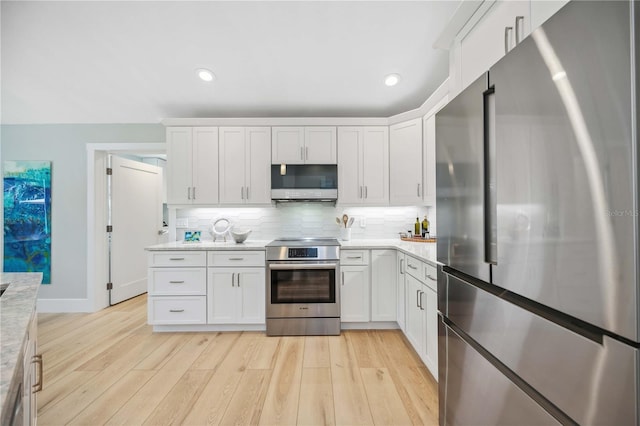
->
[[400, 237, 436, 243]]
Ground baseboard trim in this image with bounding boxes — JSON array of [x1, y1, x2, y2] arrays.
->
[[37, 298, 92, 313]]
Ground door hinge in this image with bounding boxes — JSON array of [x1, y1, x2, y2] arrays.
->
[[106, 168, 113, 175], [106, 225, 113, 232], [106, 282, 113, 290]]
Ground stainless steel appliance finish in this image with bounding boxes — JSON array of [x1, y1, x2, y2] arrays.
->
[[270, 164, 338, 202], [266, 238, 340, 336], [436, 1, 640, 424]]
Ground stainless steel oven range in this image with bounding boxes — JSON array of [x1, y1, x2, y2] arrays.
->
[[266, 238, 340, 336]]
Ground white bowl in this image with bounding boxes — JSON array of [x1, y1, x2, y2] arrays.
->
[[230, 228, 251, 243]]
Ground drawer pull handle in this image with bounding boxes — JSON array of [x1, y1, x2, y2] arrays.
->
[[169, 309, 185, 313], [228, 258, 244, 261], [426, 275, 437, 281], [347, 256, 362, 259], [169, 257, 185, 261], [407, 264, 418, 270], [169, 280, 185, 284], [32, 354, 43, 393]]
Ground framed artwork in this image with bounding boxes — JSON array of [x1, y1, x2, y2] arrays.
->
[[184, 231, 201, 242], [3, 161, 52, 283]]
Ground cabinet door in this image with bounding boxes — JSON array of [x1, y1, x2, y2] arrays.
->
[[396, 252, 406, 331], [424, 286, 438, 378], [237, 268, 266, 324], [272, 127, 304, 164], [423, 96, 448, 206], [389, 118, 423, 205], [337, 127, 362, 204], [405, 274, 425, 355], [371, 250, 397, 322], [459, 0, 530, 90], [192, 127, 219, 204], [166, 127, 193, 204], [207, 269, 237, 323], [304, 127, 337, 164], [362, 127, 389, 205], [340, 265, 370, 322], [246, 127, 271, 204], [219, 127, 246, 204]]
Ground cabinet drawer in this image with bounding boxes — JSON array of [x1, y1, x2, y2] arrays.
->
[[148, 296, 206, 325], [148, 268, 206, 295], [208, 250, 265, 267], [148, 251, 207, 267], [423, 263, 438, 291], [340, 250, 370, 265], [405, 255, 424, 281]]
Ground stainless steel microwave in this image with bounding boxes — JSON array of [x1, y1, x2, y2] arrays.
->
[[270, 164, 337, 201]]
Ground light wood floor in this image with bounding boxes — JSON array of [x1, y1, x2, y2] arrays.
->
[[37, 294, 438, 425]]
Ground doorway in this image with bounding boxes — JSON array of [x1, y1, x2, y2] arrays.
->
[[87, 143, 166, 312]]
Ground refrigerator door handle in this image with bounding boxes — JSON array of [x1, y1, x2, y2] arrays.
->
[[483, 86, 497, 266]]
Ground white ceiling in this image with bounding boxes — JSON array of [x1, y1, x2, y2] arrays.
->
[[1, 1, 459, 124]]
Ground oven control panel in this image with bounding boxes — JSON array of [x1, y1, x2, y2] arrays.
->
[[288, 248, 318, 258]]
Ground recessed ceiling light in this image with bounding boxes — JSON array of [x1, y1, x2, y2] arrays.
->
[[197, 68, 215, 82], [384, 73, 401, 87]]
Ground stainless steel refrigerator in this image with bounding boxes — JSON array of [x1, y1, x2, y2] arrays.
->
[[436, 1, 639, 424]]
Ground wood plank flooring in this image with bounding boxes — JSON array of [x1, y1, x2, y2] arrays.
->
[[37, 294, 439, 425]]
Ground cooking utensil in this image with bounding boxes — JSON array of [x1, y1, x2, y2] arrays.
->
[[342, 214, 348, 228], [347, 217, 354, 228], [335, 217, 342, 226]]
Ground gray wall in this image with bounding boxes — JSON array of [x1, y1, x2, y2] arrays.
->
[[1, 123, 164, 299]]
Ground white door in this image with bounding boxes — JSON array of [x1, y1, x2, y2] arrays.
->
[[109, 155, 163, 304]]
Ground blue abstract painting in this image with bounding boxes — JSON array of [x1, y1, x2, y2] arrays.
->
[[3, 161, 52, 284]]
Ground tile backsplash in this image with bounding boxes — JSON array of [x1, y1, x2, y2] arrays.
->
[[173, 204, 436, 241]]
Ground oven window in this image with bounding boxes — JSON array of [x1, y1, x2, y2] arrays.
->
[[271, 269, 335, 304]]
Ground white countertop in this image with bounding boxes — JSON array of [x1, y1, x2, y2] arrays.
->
[[1, 273, 42, 417], [147, 239, 438, 265]]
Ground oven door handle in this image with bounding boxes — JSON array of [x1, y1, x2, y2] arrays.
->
[[268, 263, 338, 270]]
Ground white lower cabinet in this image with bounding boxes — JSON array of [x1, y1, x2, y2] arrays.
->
[[207, 268, 265, 324], [405, 273, 426, 355], [404, 255, 438, 379], [340, 249, 370, 322], [371, 250, 397, 321], [147, 250, 265, 327], [396, 252, 407, 331], [148, 296, 207, 325], [147, 251, 207, 325], [207, 250, 266, 325]]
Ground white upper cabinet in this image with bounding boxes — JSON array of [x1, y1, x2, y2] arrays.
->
[[304, 127, 337, 164], [423, 96, 448, 206], [166, 127, 218, 205], [272, 126, 337, 164], [337, 126, 388, 205], [389, 118, 423, 205], [219, 127, 271, 205], [458, 1, 531, 92]]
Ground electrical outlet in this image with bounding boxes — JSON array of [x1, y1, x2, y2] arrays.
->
[[360, 216, 366, 228], [176, 218, 189, 228]]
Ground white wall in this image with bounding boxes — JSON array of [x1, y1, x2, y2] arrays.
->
[[175, 204, 437, 241], [1, 124, 165, 302]]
